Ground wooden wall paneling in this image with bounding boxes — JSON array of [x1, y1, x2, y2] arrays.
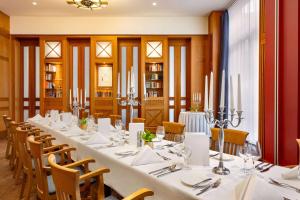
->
[[11, 38, 20, 122], [90, 36, 118, 117], [0, 11, 10, 132], [209, 11, 223, 114], [190, 36, 210, 111], [141, 36, 168, 130]]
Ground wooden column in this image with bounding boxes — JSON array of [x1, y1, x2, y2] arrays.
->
[[208, 11, 223, 113]]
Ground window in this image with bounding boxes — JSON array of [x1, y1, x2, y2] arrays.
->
[[228, 0, 259, 142]]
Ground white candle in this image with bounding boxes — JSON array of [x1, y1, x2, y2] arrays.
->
[[220, 70, 225, 108], [80, 89, 82, 106], [69, 89, 72, 105], [199, 93, 201, 104], [192, 93, 194, 102], [77, 88, 79, 103], [237, 74, 242, 111], [143, 73, 147, 97], [84, 90, 86, 106], [209, 72, 214, 110], [127, 71, 131, 95], [204, 75, 208, 111], [230, 75, 234, 110], [117, 73, 120, 95]]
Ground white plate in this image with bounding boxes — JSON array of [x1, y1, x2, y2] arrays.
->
[[180, 173, 213, 187], [115, 150, 138, 156], [212, 154, 234, 161]]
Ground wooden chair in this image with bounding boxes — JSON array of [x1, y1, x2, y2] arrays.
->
[[162, 121, 185, 141], [3, 116, 13, 159], [132, 118, 146, 123], [94, 112, 105, 119], [48, 154, 154, 200], [210, 128, 249, 155], [15, 127, 35, 200], [28, 136, 76, 200], [109, 114, 122, 126]]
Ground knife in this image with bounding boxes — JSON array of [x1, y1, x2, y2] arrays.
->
[[157, 168, 182, 178], [260, 164, 275, 172]]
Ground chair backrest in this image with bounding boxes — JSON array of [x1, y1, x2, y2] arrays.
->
[[9, 121, 19, 152], [48, 154, 81, 200], [210, 128, 249, 155], [28, 136, 50, 199], [132, 118, 146, 123], [109, 114, 122, 126], [94, 112, 105, 119], [15, 127, 34, 175], [162, 121, 185, 141], [3, 116, 12, 136]]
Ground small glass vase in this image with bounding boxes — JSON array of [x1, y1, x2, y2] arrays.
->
[[144, 141, 154, 148], [80, 123, 87, 130]]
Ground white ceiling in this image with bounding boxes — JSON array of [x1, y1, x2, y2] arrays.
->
[[0, 0, 233, 17]]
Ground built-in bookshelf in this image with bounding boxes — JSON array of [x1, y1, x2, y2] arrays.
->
[[145, 62, 163, 97], [44, 62, 63, 98]]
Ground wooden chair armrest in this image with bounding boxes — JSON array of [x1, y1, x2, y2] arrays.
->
[[43, 144, 69, 153], [64, 158, 95, 168], [79, 167, 110, 181], [37, 137, 56, 143], [43, 147, 76, 157], [122, 188, 154, 200], [35, 134, 52, 140]]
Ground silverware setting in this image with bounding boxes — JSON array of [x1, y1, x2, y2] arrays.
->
[[156, 152, 171, 161], [196, 178, 221, 196], [209, 153, 219, 158], [117, 151, 139, 158], [260, 164, 274, 172], [192, 178, 213, 189], [168, 149, 182, 157], [256, 162, 270, 171], [150, 164, 177, 176], [157, 167, 182, 178], [269, 178, 300, 193]]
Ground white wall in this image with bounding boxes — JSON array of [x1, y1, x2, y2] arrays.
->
[[10, 16, 208, 35]]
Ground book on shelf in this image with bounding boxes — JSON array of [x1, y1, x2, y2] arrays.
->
[[148, 63, 163, 72], [149, 73, 163, 80], [45, 64, 57, 72], [146, 82, 162, 89], [147, 90, 159, 97]]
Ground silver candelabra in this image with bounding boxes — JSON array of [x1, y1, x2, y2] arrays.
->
[[205, 107, 243, 175], [116, 87, 143, 123], [70, 100, 86, 119]]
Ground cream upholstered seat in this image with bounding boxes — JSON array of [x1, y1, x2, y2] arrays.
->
[[210, 128, 249, 155], [162, 121, 185, 141]]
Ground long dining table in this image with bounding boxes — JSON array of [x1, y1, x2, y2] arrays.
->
[[28, 118, 299, 200]]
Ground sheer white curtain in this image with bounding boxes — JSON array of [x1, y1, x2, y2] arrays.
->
[[228, 0, 259, 142]]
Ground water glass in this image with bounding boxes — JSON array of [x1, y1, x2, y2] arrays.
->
[[115, 120, 123, 131], [182, 146, 192, 170], [156, 126, 165, 141]]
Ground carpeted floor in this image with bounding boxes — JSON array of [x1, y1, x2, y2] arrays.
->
[[0, 138, 35, 200]]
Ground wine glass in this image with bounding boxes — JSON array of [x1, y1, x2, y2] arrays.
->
[[181, 146, 192, 170], [156, 126, 165, 142], [115, 120, 123, 132], [238, 143, 251, 174]]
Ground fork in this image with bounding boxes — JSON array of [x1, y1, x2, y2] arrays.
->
[[269, 178, 300, 193], [156, 152, 171, 161], [196, 178, 221, 196]]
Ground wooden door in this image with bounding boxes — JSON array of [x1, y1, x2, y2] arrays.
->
[[69, 39, 91, 113], [20, 39, 40, 121], [118, 39, 141, 125], [168, 39, 190, 122]]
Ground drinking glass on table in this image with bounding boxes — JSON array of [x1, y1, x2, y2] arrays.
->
[[156, 126, 165, 142], [181, 146, 192, 170], [238, 142, 262, 174], [115, 120, 123, 132]]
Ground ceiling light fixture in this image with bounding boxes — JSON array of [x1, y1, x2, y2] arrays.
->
[[32, 1, 37, 6], [66, 0, 108, 10], [152, 2, 157, 6]]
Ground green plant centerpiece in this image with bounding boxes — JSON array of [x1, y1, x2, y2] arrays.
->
[[142, 129, 156, 148], [79, 117, 88, 130]]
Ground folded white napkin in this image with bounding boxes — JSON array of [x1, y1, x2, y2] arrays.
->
[[66, 126, 84, 136], [30, 114, 44, 121], [234, 175, 282, 200], [282, 166, 299, 180], [85, 133, 110, 145], [61, 112, 72, 125], [97, 118, 111, 134], [184, 132, 209, 166], [129, 123, 144, 146], [131, 146, 163, 166]]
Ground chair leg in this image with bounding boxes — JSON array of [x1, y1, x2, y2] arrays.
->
[[5, 140, 11, 159], [14, 159, 22, 184], [19, 173, 26, 200], [9, 149, 16, 170], [23, 173, 33, 200]]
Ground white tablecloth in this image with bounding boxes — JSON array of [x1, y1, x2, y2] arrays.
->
[[28, 119, 299, 200], [179, 112, 211, 135]]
